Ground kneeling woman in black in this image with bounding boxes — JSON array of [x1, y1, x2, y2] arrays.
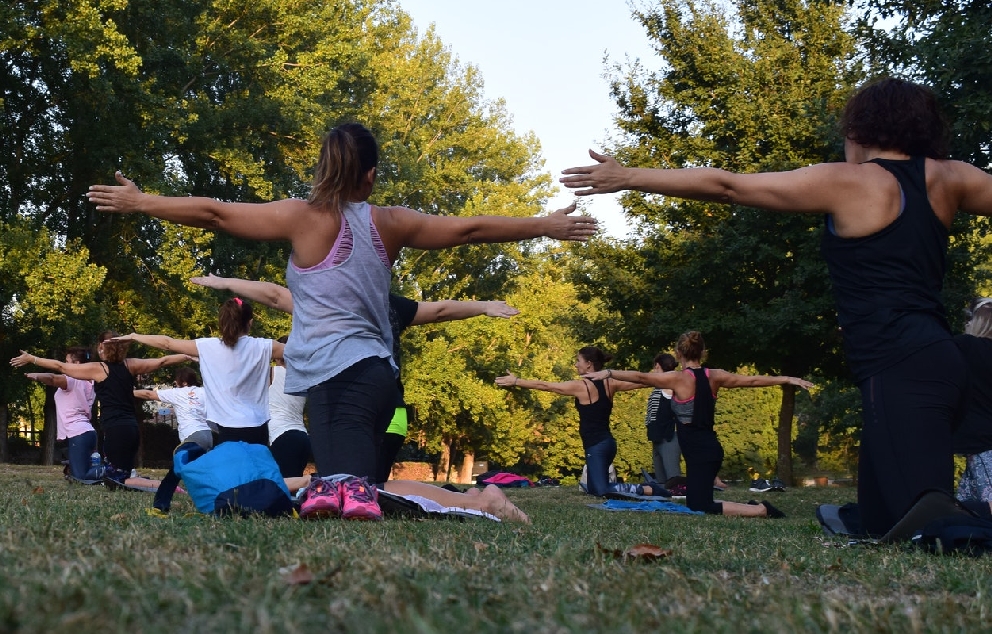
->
[[586, 331, 813, 517], [496, 346, 659, 497]]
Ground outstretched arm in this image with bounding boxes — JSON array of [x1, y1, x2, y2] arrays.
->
[[25, 373, 69, 390], [584, 368, 689, 391], [495, 373, 588, 398], [561, 150, 855, 214], [11, 353, 107, 381], [709, 369, 814, 391], [127, 353, 193, 375], [133, 389, 161, 401], [191, 274, 294, 314], [87, 172, 304, 241], [113, 333, 197, 356], [410, 300, 519, 326], [375, 202, 598, 258]]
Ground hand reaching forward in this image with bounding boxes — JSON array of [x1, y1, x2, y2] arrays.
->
[[542, 202, 598, 240], [484, 301, 521, 319], [189, 273, 227, 290], [560, 150, 628, 196], [86, 171, 145, 213], [494, 373, 519, 388]]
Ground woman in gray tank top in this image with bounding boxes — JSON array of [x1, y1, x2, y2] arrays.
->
[[88, 123, 597, 520]]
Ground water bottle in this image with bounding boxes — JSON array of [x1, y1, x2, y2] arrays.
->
[[90, 451, 101, 470]]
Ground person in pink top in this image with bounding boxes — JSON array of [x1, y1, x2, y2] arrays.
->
[[25, 347, 100, 480]]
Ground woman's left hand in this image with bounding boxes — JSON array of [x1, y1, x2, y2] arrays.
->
[[582, 370, 610, 381], [789, 377, 815, 390]]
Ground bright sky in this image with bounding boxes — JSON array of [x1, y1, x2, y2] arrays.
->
[[398, 0, 659, 238]]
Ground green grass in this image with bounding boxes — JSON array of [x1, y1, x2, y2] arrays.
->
[[1, 465, 990, 633]]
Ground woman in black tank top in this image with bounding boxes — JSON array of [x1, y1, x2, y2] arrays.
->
[[496, 346, 661, 497], [11, 330, 191, 478], [563, 78, 992, 535], [586, 332, 812, 518]]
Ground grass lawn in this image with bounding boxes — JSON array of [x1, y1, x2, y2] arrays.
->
[[1, 464, 989, 633]]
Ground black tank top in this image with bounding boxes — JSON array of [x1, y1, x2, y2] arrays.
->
[[575, 379, 613, 449], [674, 368, 722, 457], [93, 361, 137, 429], [820, 156, 951, 381]]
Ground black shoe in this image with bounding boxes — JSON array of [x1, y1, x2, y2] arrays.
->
[[768, 477, 787, 492], [440, 483, 461, 492], [761, 500, 786, 519], [748, 479, 772, 493]]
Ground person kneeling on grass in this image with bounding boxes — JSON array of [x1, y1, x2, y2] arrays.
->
[[584, 331, 813, 518], [133, 367, 215, 515]]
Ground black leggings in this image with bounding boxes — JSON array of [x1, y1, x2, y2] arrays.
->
[[216, 423, 269, 446], [857, 340, 968, 536], [307, 357, 398, 483], [270, 429, 312, 478], [682, 429, 724, 515], [103, 423, 140, 473], [377, 432, 406, 484]]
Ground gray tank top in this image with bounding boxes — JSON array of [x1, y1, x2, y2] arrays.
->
[[283, 201, 394, 394]]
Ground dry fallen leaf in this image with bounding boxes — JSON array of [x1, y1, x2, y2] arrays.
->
[[32, 486, 44, 494], [473, 542, 488, 553], [110, 513, 127, 522], [597, 542, 673, 562], [280, 562, 314, 585]]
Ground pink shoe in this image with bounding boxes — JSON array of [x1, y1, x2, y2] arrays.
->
[[299, 477, 341, 519], [340, 476, 382, 521]]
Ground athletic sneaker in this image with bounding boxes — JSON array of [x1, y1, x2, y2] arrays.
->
[[340, 476, 382, 521], [768, 477, 787, 492], [145, 507, 169, 519], [299, 477, 342, 519], [748, 478, 772, 493], [102, 466, 129, 489]]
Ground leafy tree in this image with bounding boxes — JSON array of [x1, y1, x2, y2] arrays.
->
[[573, 0, 861, 482]]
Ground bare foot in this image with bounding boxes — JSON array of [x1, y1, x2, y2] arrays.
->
[[479, 484, 531, 524]]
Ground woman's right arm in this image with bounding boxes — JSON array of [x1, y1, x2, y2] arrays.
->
[[495, 373, 587, 398], [87, 172, 305, 241], [585, 369, 681, 390], [25, 373, 69, 390], [190, 274, 295, 314], [133, 389, 160, 401]]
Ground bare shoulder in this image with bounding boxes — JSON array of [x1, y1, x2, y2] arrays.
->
[[925, 159, 992, 218]]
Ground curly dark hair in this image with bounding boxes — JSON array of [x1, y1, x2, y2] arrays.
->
[[840, 77, 949, 159]]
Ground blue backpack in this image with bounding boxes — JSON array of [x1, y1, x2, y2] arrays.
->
[[174, 441, 294, 517]]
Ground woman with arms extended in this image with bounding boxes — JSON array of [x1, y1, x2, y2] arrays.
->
[[24, 347, 99, 481], [563, 77, 992, 536], [190, 273, 520, 483], [12, 333, 190, 479], [88, 122, 593, 519], [496, 346, 662, 498], [114, 298, 285, 447], [586, 331, 812, 517]]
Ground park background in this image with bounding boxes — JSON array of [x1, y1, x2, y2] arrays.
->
[[1, 0, 990, 487]]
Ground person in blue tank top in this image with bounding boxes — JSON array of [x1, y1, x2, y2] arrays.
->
[[87, 122, 596, 520], [562, 77, 992, 536]]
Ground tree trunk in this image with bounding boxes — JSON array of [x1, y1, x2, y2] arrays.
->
[[776, 384, 796, 485], [457, 450, 475, 485], [0, 402, 8, 462], [437, 440, 452, 483], [41, 385, 57, 466]]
